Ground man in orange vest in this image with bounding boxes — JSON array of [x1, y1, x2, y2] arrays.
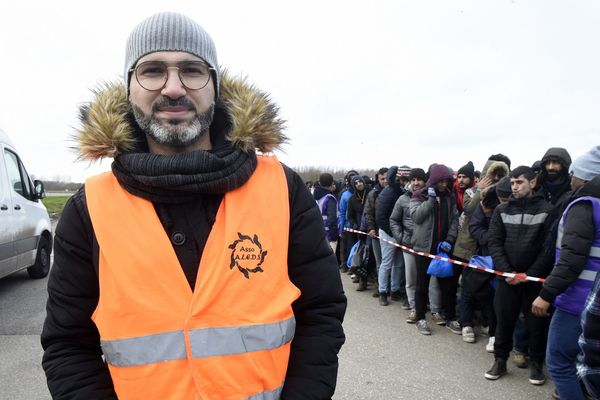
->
[[41, 12, 346, 400]]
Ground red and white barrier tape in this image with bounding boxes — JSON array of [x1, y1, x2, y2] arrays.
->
[[344, 228, 545, 283]]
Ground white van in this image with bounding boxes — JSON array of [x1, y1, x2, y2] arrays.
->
[[0, 128, 52, 279]]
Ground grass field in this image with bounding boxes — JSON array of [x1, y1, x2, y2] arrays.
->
[[42, 195, 71, 217]]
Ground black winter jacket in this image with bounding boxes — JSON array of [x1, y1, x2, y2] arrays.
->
[[41, 76, 346, 400], [468, 204, 494, 257], [539, 147, 572, 206], [363, 183, 382, 232], [488, 191, 554, 278], [347, 176, 367, 230], [376, 167, 404, 236], [539, 176, 600, 303], [41, 166, 346, 400]]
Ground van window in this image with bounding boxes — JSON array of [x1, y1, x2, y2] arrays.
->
[[4, 149, 32, 199]]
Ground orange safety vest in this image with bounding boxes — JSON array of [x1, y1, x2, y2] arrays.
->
[[85, 155, 301, 400]]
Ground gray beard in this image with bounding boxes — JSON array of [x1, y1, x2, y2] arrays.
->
[[132, 102, 215, 148]]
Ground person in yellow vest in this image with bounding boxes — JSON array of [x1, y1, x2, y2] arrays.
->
[[41, 12, 346, 400]]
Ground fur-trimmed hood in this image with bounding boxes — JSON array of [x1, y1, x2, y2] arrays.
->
[[482, 160, 509, 179], [74, 71, 287, 160]]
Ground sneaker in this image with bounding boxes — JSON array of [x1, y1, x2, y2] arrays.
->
[[513, 353, 528, 369], [379, 293, 389, 306], [431, 312, 446, 326], [351, 275, 359, 283], [406, 309, 417, 324], [529, 361, 546, 385], [416, 319, 431, 335], [480, 325, 490, 336], [484, 358, 507, 380], [401, 299, 411, 310], [486, 337, 495, 353], [462, 326, 476, 343], [447, 320, 462, 335], [372, 291, 380, 298], [390, 291, 402, 301]]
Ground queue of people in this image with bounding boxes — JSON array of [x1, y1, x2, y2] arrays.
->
[[314, 145, 600, 400]]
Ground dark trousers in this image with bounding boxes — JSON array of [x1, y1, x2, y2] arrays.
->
[[493, 279, 549, 362], [339, 231, 356, 269], [415, 255, 460, 321], [513, 313, 530, 355], [459, 280, 496, 337]]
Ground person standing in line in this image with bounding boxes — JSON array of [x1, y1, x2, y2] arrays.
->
[[454, 160, 509, 343], [538, 147, 572, 206], [464, 177, 511, 351], [485, 166, 554, 385], [338, 170, 359, 272], [390, 167, 444, 321], [364, 167, 388, 296], [347, 175, 368, 287], [410, 164, 460, 335], [532, 146, 600, 400], [315, 173, 339, 252], [454, 161, 476, 214], [376, 166, 406, 306]]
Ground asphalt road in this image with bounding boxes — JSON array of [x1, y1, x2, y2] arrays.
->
[[334, 272, 554, 399], [0, 242, 555, 400]]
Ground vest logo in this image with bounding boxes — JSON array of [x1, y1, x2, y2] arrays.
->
[[228, 232, 268, 279]]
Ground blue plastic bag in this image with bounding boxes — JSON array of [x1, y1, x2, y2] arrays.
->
[[426, 244, 455, 278], [347, 241, 361, 268], [465, 255, 496, 290]]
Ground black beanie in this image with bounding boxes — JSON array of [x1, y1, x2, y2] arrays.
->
[[409, 168, 427, 181], [495, 176, 512, 198], [457, 161, 475, 180], [319, 173, 334, 187]]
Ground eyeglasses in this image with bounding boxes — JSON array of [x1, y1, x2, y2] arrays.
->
[[130, 61, 215, 91]]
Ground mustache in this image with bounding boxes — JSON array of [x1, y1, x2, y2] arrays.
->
[[151, 97, 196, 112]]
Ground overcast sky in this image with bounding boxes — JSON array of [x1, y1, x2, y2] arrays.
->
[[0, 0, 598, 182]]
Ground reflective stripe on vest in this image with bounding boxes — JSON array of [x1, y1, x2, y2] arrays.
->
[[246, 385, 283, 400], [102, 317, 296, 367], [86, 155, 300, 400], [554, 196, 600, 315]]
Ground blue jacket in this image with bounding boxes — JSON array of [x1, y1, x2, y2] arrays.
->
[[338, 186, 354, 232]]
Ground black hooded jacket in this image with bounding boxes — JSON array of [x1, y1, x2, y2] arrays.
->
[[347, 175, 367, 230], [539, 147, 572, 206], [539, 176, 600, 303], [375, 166, 405, 236]]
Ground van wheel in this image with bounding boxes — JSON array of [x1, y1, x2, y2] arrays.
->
[[27, 236, 51, 279]]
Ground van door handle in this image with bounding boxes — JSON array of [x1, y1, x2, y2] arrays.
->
[[14, 204, 21, 210], [0, 205, 7, 210]]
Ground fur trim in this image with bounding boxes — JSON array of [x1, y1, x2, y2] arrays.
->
[[485, 161, 509, 178], [74, 82, 136, 160], [74, 71, 287, 160], [220, 70, 287, 153]]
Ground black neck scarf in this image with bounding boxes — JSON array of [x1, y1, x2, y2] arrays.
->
[[111, 107, 257, 204]]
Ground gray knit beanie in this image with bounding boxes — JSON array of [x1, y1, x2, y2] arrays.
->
[[124, 12, 220, 98], [569, 146, 600, 181]]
